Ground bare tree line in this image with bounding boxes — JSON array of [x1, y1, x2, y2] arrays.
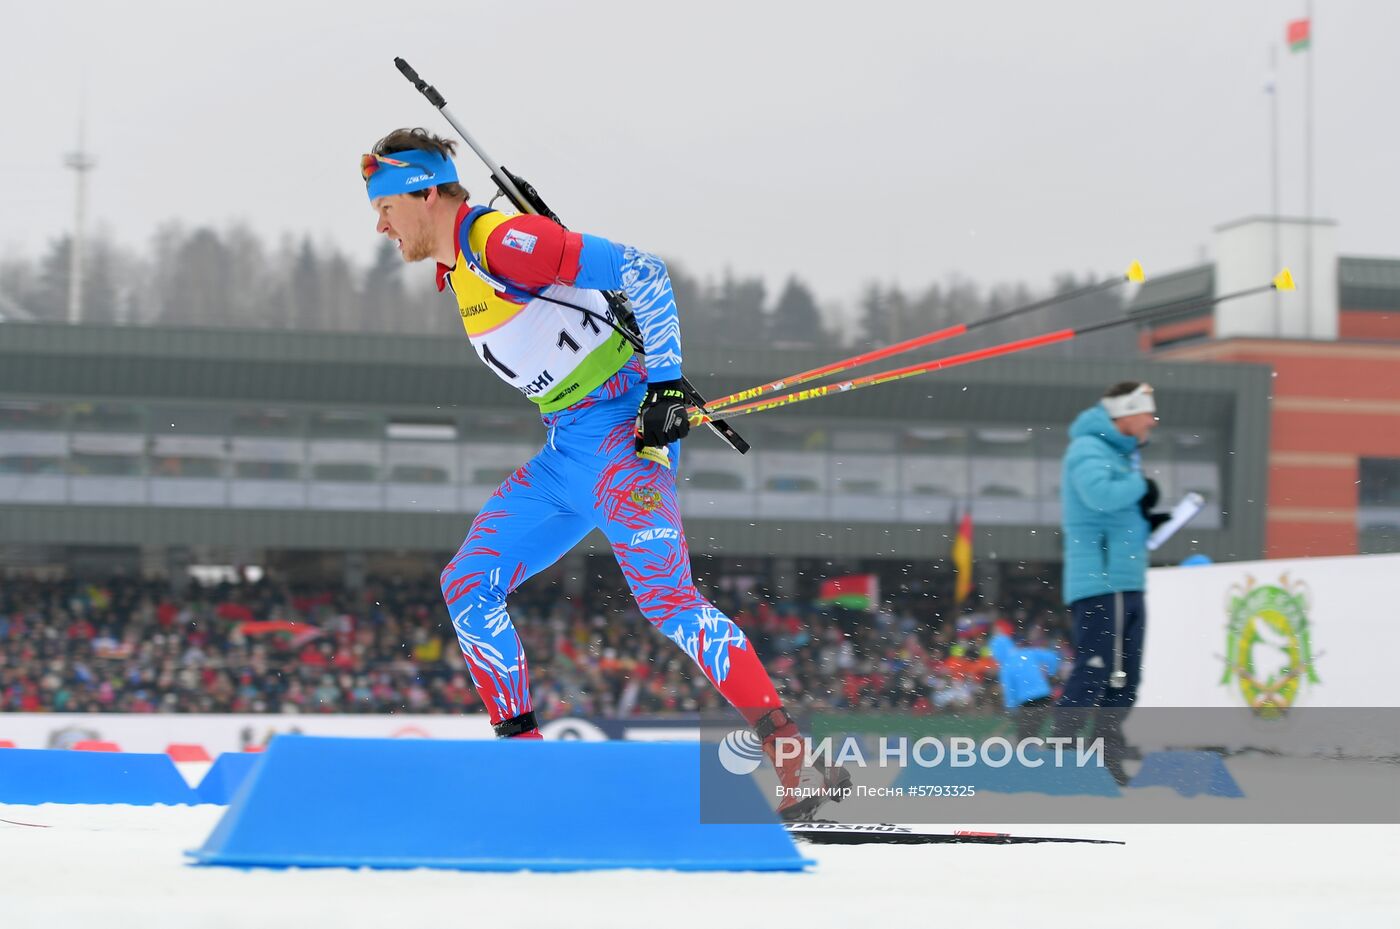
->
[[0, 225, 1133, 358]]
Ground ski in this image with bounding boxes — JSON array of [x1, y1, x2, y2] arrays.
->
[[784, 822, 1125, 846]]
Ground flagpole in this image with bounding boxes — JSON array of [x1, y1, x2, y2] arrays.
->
[[1304, 0, 1314, 334], [1270, 43, 1281, 336], [1271, 44, 1282, 337]]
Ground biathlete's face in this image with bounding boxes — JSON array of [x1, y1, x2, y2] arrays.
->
[[373, 192, 435, 263]]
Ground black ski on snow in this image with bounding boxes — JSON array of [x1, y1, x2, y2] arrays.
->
[[784, 822, 1125, 846]]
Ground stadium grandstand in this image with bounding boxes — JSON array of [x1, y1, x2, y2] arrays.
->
[[0, 321, 1269, 720]]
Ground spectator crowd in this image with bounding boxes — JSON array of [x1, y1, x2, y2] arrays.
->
[[0, 573, 1073, 719]]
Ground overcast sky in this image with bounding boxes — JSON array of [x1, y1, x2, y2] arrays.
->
[[4, 0, 1396, 308]]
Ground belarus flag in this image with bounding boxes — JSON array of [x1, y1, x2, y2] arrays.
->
[[1287, 18, 1310, 53], [818, 574, 879, 611]]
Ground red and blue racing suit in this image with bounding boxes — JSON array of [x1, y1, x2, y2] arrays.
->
[[434, 205, 781, 734]]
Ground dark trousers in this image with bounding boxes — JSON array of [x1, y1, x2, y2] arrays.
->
[[1014, 696, 1053, 741], [1052, 591, 1145, 780], [1056, 590, 1145, 710]]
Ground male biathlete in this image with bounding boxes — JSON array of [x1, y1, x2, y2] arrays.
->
[[361, 128, 847, 819]]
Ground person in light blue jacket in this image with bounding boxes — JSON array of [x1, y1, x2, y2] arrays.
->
[[988, 620, 1061, 740], [1055, 382, 1169, 779]]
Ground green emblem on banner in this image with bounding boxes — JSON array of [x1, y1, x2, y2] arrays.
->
[[1222, 574, 1320, 715]]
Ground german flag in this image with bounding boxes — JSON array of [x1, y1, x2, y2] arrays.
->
[[952, 504, 974, 608]]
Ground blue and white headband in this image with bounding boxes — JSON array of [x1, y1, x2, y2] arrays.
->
[[361, 148, 458, 202]]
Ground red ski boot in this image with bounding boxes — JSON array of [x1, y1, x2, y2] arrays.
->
[[756, 708, 853, 822]]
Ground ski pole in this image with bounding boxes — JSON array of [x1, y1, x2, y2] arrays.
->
[[706, 261, 1144, 411], [691, 269, 1295, 425], [392, 57, 750, 457]]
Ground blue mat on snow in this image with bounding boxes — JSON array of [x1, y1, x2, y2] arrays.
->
[[189, 735, 808, 872], [1129, 751, 1244, 797], [195, 752, 264, 804], [0, 748, 197, 805]]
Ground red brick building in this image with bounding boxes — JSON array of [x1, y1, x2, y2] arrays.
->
[[1134, 219, 1400, 558]]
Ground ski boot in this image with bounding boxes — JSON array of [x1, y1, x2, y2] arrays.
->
[[756, 708, 853, 822]]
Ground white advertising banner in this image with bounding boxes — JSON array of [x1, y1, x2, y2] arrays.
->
[[0, 712, 494, 753], [1140, 552, 1400, 708]]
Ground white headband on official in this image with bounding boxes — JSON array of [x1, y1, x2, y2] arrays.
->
[[1101, 383, 1156, 419]]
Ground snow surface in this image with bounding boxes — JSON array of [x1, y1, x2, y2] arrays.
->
[[1, 803, 1396, 929]]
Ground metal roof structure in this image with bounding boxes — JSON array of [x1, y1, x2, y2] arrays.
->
[[0, 321, 1272, 563], [1128, 256, 1400, 317], [1126, 264, 1214, 319]]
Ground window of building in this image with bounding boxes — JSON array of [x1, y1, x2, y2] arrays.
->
[[0, 401, 66, 431], [312, 462, 378, 482], [1359, 458, 1400, 554], [1173, 430, 1220, 462], [388, 420, 457, 442], [471, 465, 514, 485], [973, 427, 1036, 458], [837, 479, 884, 495], [752, 422, 828, 452], [234, 460, 301, 481], [460, 410, 538, 444], [765, 475, 821, 493], [388, 464, 451, 484], [831, 429, 896, 452], [309, 411, 382, 440], [70, 452, 143, 477], [151, 456, 223, 479], [70, 402, 144, 433], [831, 453, 896, 496], [150, 406, 228, 436], [687, 470, 746, 491], [1359, 524, 1400, 555], [232, 408, 304, 437], [908, 482, 956, 497], [900, 427, 966, 455], [0, 455, 64, 475], [1359, 458, 1400, 506]]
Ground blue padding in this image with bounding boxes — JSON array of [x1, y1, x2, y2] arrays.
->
[[0, 749, 198, 805], [1129, 751, 1244, 798], [195, 752, 264, 805], [892, 749, 1122, 797], [189, 735, 808, 872]]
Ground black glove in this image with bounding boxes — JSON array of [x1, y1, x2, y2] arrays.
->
[[1139, 477, 1160, 513], [1139, 478, 1169, 530], [635, 379, 691, 451]]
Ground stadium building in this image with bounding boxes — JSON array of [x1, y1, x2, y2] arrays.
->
[[0, 319, 1271, 610], [1132, 216, 1400, 558]]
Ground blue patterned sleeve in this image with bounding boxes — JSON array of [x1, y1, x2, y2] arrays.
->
[[572, 235, 683, 383]]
